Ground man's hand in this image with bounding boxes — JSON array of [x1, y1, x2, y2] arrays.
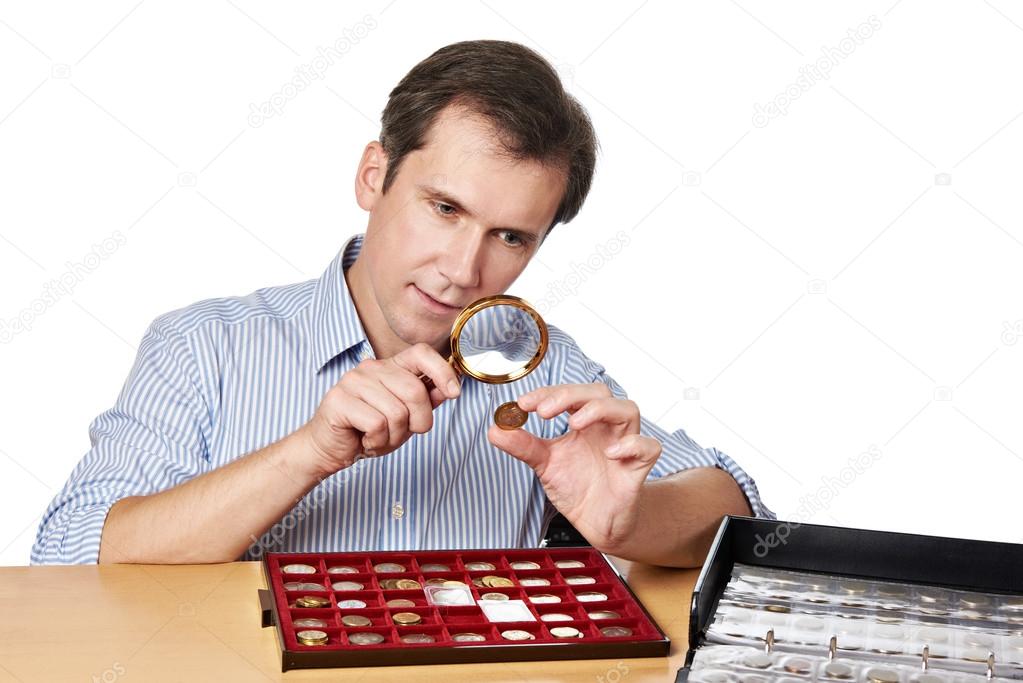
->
[[487, 383, 662, 553], [301, 343, 461, 476]]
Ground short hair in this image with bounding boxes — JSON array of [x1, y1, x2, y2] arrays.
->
[[379, 40, 598, 233]]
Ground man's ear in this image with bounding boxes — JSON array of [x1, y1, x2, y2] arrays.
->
[[355, 141, 388, 211]]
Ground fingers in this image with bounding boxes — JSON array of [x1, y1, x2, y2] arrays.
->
[[390, 343, 461, 400], [567, 397, 641, 433], [517, 383, 613, 419], [606, 433, 661, 467], [487, 424, 551, 471]]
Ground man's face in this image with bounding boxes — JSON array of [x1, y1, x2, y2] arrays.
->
[[354, 105, 568, 352]]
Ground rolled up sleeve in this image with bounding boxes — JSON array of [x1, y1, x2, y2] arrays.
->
[[31, 314, 212, 564]]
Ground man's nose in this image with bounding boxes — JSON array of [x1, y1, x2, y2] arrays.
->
[[439, 230, 484, 289]]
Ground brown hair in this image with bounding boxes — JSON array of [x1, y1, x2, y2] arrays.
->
[[379, 40, 598, 233]]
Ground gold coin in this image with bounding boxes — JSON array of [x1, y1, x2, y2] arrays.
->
[[331, 581, 364, 591], [452, 632, 486, 642], [550, 626, 583, 639], [494, 402, 528, 430], [465, 561, 497, 571], [348, 632, 385, 645], [379, 579, 401, 590], [392, 612, 422, 625], [442, 580, 469, 588], [483, 576, 515, 588], [480, 592, 510, 601], [341, 614, 372, 628], [587, 610, 621, 620], [783, 658, 812, 674], [373, 562, 406, 573], [425, 578, 449, 586], [296, 629, 329, 645], [282, 563, 317, 574], [295, 595, 330, 608], [510, 560, 541, 570], [386, 598, 416, 608], [396, 579, 422, 590], [600, 626, 633, 637], [501, 629, 536, 641]]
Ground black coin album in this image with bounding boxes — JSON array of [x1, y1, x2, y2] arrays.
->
[[677, 516, 1023, 683]]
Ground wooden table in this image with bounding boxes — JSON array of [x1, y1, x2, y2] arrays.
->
[[0, 557, 698, 682]]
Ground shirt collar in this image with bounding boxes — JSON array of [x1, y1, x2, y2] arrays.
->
[[309, 233, 370, 373]]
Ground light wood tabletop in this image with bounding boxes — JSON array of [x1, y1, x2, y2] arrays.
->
[[0, 556, 698, 682]]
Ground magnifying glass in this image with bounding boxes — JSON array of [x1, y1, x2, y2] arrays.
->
[[426, 294, 548, 429]]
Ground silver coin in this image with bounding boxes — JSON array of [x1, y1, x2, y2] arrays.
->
[[373, 562, 406, 573], [332, 581, 364, 591], [293, 618, 328, 628], [550, 626, 582, 639], [519, 578, 551, 586], [866, 668, 900, 683], [337, 599, 367, 609], [283, 582, 304, 591], [348, 632, 386, 645], [564, 575, 596, 585], [501, 629, 536, 641], [341, 614, 372, 628], [600, 626, 633, 637], [823, 661, 854, 679], [327, 565, 359, 574], [540, 613, 574, 622], [743, 652, 772, 669], [587, 610, 621, 620], [575, 592, 608, 602], [419, 563, 451, 572], [296, 629, 328, 641], [510, 561, 542, 570], [528, 594, 561, 604], [554, 560, 585, 569], [452, 632, 486, 642], [400, 633, 436, 644], [430, 589, 469, 606], [465, 561, 497, 571], [281, 563, 317, 574]]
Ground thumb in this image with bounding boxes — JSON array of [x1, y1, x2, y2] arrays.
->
[[487, 424, 550, 470]]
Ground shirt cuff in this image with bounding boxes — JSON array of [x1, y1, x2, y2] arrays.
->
[[30, 501, 117, 565]]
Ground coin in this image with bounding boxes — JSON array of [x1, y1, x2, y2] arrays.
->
[[419, 563, 450, 572], [540, 613, 574, 622], [575, 592, 608, 602], [743, 652, 772, 669], [480, 592, 510, 601], [400, 633, 436, 644], [431, 589, 469, 606], [588, 610, 621, 620], [452, 632, 487, 642], [386, 598, 416, 608], [765, 604, 790, 613], [425, 578, 449, 586], [296, 629, 328, 645], [282, 563, 317, 574], [555, 560, 585, 569], [327, 565, 359, 574], [823, 661, 853, 679], [379, 579, 401, 590], [341, 614, 372, 628], [564, 575, 596, 585], [332, 581, 364, 591], [550, 626, 583, 638], [519, 578, 551, 586], [396, 579, 422, 590], [529, 594, 562, 604], [866, 668, 899, 683], [283, 582, 309, 591], [600, 626, 633, 637], [348, 632, 385, 645], [337, 599, 367, 609], [465, 561, 497, 571], [483, 576, 515, 588], [472, 578, 486, 587], [373, 562, 406, 573], [293, 618, 328, 628], [783, 658, 812, 674], [392, 612, 422, 625], [442, 580, 469, 588], [295, 595, 330, 608], [494, 401, 528, 430], [510, 561, 541, 570], [501, 629, 536, 641]]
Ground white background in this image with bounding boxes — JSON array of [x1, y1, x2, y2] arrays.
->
[[1, 1, 1021, 566]]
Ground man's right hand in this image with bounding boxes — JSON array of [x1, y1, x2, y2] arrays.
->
[[300, 343, 461, 476]]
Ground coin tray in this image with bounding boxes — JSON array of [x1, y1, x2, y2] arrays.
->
[[676, 516, 1023, 682], [259, 548, 669, 670]]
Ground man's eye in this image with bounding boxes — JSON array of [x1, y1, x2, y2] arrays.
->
[[498, 230, 524, 247], [433, 201, 456, 217]]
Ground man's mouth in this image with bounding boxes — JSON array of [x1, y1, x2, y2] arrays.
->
[[412, 285, 462, 315]]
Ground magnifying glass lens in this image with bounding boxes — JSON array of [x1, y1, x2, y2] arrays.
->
[[457, 304, 543, 379]]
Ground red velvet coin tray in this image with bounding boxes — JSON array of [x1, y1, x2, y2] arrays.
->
[[259, 548, 670, 670]]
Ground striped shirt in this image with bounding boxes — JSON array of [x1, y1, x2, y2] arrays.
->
[[31, 234, 773, 565]]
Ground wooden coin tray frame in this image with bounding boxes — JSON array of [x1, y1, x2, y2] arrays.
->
[[258, 547, 669, 670]]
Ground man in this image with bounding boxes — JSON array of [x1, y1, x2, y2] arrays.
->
[[32, 40, 772, 568]]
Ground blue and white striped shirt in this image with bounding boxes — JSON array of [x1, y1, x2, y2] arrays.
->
[[32, 235, 773, 565]]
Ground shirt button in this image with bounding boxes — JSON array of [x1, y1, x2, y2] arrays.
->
[[391, 502, 405, 519]]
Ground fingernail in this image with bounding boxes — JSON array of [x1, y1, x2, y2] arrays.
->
[[447, 379, 460, 396]]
